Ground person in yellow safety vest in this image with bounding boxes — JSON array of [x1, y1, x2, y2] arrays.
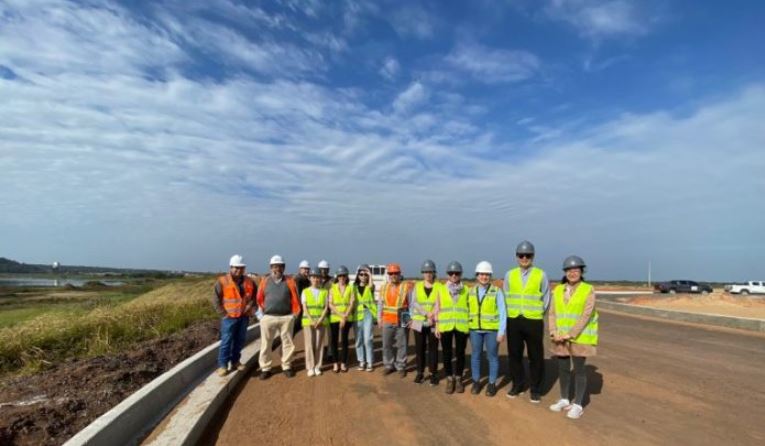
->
[[409, 259, 444, 386], [434, 261, 470, 394], [329, 265, 356, 373], [378, 263, 412, 377], [503, 240, 551, 403], [548, 255, 598, 420], [353, 264, 377, 371], [212, 255, 256, 377], [468, 261, 507, 397], [302, 268, 329, 377]]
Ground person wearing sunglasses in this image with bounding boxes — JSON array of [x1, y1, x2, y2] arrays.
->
[[328, 265, 356, 373], [434, 261, 470, 394], [503, 240, 551, 403], [548, 255, 598, 419], [301, 268, 329, 377], [378, 263, 411, 377], [409, 259, 443, 386], [353, 264, 377, 371]]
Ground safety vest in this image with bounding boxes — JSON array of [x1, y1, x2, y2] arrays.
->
[[329, 283, 354, 323], [412, 281, 441, 322], [218, 274, 256, 318], [437, 283, 469, 333], [301, 288, 328, 327], [354, 284, 377, 322], [468, 285, 500, 331], [504, 267, 545, 320], [381, 282, 409, 325], [553, 282, 598, 345]]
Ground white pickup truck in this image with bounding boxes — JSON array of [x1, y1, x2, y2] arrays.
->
[[724, 281, 765, 295]]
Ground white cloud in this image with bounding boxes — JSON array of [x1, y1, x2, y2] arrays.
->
[[445, 42, 540, 83], [380, 56, 401, 80], [392, 81, 428, 113], [389, 6, 437, 39], [545, 0, 655, 38]]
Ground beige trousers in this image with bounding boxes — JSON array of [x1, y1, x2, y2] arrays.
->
[[259, 314, 296, 371], [303, 324, 326, 372]]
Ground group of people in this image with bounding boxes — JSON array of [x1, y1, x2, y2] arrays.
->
[[212, 241, 598, 420]]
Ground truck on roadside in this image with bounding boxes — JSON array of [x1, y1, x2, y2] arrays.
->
[[724, 281, 765, 295], [654, 280, 713, 294]]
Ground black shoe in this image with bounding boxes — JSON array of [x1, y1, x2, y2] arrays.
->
[[259, 370, 272, 381], [506, 386, 524, 399], [284, 369, 295, 378], [485, 383, 497, 397], [429, 375, 439, 386], [471, 382, 480, 395], [530, 393, 541, 403], [455, 379, 465, 394], [383, 367, 395, 376], [399, 369, 407, 378], [414, 374, 424, 384]]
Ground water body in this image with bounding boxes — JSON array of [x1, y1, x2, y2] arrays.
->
[[0, 277, 124, 287]]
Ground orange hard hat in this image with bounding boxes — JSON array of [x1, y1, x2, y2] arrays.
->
[[386, 263, 401, 274]]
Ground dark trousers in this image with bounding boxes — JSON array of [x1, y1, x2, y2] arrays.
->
[[329, 321, 352, 365], [413, 325, 438, 375], [440, 330, 467, 377], [506, 316, 545, 393], [293, 307, 303, 336]]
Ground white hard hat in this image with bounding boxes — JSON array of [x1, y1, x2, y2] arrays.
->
[[475, 261, 493, 274], [299, 260, 310, 269], [269, 255, 285, 265], [229, 255, 246, 267], [318, 259, 329, 269]]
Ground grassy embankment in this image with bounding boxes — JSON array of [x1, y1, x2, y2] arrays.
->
[[0, 277, 218, 377]]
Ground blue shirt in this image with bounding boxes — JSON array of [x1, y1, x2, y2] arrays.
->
[[474, 284, 506, 336]]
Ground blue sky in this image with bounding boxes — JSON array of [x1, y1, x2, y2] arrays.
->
[[1, 0, 764, 281]]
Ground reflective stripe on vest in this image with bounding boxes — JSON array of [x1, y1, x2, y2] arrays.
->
[[330, 283, 354, 323], [437, 284, 469, 333], [505, 267, 545, 320], [354, 284, 377, 322], [412, 281, 440, 322], [218, 275, 255, 318], [381, 283, 407, 323], [553, 282, 598, 345], [468, 285, 500, 331], [302, 288, 328, 327]]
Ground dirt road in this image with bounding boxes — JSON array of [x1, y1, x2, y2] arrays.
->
[[204, 312, 765, 445]]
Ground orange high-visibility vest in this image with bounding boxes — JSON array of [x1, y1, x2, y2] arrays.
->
[[381, 282, 409, 325], [218, 274, 256, 318]]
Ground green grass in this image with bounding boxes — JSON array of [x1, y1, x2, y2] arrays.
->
[[0, 277, 218, 377]]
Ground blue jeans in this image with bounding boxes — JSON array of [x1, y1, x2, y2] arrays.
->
[[470, 331, 499, 384], [218, 316, 249, 368], [355, 310, 375, 366]]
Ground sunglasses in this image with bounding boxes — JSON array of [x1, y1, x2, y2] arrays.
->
[[517, 254, 534, 259], [358, 273, 368, 277], [447, 272, 462, 276]]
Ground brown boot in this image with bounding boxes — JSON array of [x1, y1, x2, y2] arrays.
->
[[455, 378, 465, 394], [445, 376, 455, 394]]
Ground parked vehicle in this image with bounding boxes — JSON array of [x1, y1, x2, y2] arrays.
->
[[654, 280, 713, 294], [724, 281, 765, 295]]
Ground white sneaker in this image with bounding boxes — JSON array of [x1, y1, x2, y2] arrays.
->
[[307, 369, 315, 377], [566, 404, 584, 419], [549, 398, 571, 412], [314, 366, 322, 376], [366, 365, 374, 372], [357, 363, 366, 371]]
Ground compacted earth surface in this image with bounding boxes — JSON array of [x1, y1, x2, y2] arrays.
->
[[0, 320, 219, 446]]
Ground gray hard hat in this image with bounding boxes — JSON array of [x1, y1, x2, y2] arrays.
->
[[516, 240, 535, 255], [357, 263, 371, 273], [562, 255, 586, 270], [421, 259, 437, 273], [336, 265, 350, 276], [446, 261, 463, 274], [309, 267, 321, 277]]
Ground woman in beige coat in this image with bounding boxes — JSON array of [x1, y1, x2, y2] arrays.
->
[[548, 255, 598, 420]]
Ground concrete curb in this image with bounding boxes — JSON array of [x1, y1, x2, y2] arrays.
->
[[64, 323, 261, 446], [598, 301, 765, 332]]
